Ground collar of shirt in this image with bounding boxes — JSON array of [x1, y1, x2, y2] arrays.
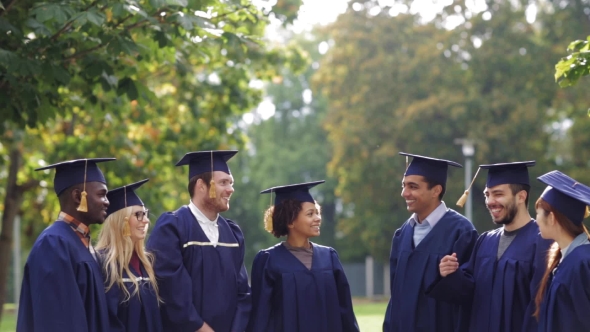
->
[[409, 201, 448, 228], [561, 232, 590, 263], [188, 200, 218, 226], [58, 211, 90, 248]]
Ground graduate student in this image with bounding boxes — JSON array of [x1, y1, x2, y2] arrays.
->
[[428, 161, 552, 332], [17, 158, 116, 332], [96, 179, 163, 332], [247, 181, 359, 332], [147, 150, 251, 332], [383, 153, 478, 332], [533, 170, 590, 332]]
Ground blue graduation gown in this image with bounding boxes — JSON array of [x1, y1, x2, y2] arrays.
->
[[105, 261, 163, 332], [383, 209, 478, 332], [17, 221, 111, 332], [427, 220, 551, 332], [246, 243, 359, 332], [146, 206, 251, 332], [538, 244, 590, 332]]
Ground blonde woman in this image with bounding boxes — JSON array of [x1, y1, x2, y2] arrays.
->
[[96, 179, 163, 332]]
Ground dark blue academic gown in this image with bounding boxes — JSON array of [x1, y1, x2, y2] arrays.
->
[[383, 209, 478, 332], [17, 221, 111, 332], [105, 261, 163, 332], [146, 206, 251, 332], [427, 220, 551, 332], [246, 243, 359, 332], [538, 241, 590, 332]]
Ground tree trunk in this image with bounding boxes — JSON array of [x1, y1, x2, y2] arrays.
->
[[0, 144, 38, 322]]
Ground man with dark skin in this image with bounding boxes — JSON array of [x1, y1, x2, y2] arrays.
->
[[17, 158, 118, 332]]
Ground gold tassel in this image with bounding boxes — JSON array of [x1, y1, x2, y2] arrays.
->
[[456, 191, 469, 208], [584, 206, 590, 219], [77, 159, 89, 212], [209, 179, 216, 198], [123, 217, 131, 237], [456, 167, 481, 208], [77, 191, 88, 212], [264, 215, 274, 233]]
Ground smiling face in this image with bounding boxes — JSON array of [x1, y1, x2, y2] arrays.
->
[[128, 205, 150, 243], [77, 181, 110, 225], [484, 184, 519, 226], [401, 175, 441, 220], [203, 171, 235, 213], [288, 202, 322, 239]]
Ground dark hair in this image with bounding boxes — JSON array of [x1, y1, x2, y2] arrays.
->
[[264, 199, 320, 238], [423, 177, 445, 200], [188, 172, 212, 197], [509, 184, 530, 207], [533, 197, 589, 320]]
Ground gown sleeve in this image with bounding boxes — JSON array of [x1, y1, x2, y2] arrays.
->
[[246, 251, 273, 332], [383, 227, 402, 331], [425, 228, 480, 305], [330, 248, 360, 332], [146, 213, 204, 331], [227, 220, 252, 332], [550, 258, 590, 331], [17, 235, 89, 332]]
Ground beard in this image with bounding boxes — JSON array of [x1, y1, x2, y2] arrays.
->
[[203, 195, 229, 213], [490, 199, 518, 226]]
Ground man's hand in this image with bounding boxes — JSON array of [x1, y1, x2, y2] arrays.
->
[[439, 253, 459, 277], [197, 322, 215, 332]]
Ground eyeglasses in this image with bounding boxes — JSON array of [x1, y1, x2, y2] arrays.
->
[[133, 210, 149, 222]]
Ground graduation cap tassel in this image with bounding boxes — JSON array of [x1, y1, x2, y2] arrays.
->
[[208, 151, 216, 198], [122, 187, 131, 237], [457, 167, 481, 208], [264, 191, 274, 233], [77, 159, 89, 212], [585, 206, 590, 219]]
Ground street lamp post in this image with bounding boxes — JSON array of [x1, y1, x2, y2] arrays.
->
[[454, 139, 475, 222]]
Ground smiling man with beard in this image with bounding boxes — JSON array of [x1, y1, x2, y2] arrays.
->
[[147, 150, 251, 332], [427, 161, 553, 332], [17, 158, 116, 332]]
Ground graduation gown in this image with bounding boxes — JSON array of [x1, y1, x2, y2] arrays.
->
[[538, 243, 590, 332], [246, 243, 359, 332], [427, 220, 551, 332], [105, 260, 163, 332], [146, 206, 251, 332], [383, 209, 478, 332], [17, 221, 111, 332]]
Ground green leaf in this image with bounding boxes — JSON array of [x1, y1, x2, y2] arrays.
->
[[154, 30, 168, 48], [25, 18, 51, 37], [0, 48, 19, 65], [52, 66, 71, 84], [166, 0, 188, 6], [0, 17, 22, 36], [117, 77, 138, 100], [86, 11, 105, 26]]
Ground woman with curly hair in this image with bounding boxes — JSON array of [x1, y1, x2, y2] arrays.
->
[[96, 179, 163, 332], [534, 170, 590, 331], [247, 180, 359, 332]]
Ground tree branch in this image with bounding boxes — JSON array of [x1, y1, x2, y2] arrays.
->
[[0, 0, 17, 17], [49, 0, 101, 42]]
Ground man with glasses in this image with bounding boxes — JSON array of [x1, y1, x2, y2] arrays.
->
[[147, 150, 251, 332]]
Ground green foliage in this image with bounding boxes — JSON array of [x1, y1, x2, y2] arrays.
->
[[555, 36, 590, 87], [313, 1, 588, 260]]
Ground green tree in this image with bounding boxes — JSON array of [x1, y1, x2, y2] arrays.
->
[[227, 32, 342, 268], [0, 0, 305, 320], [555, 36, 590, 87]]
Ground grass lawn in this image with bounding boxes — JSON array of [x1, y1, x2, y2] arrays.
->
[[354, 299, 388, 331], [1, 300, 387, 332], [0, 304, 16, 332]]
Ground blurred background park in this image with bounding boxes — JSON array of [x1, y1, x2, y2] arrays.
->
[[0, 0, 589, 330]]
